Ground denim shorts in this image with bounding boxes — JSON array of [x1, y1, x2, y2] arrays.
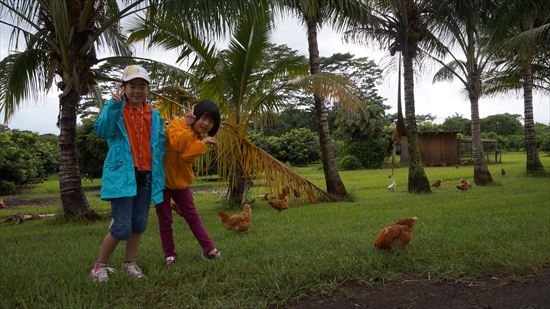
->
[[109, 171, 152, 240]]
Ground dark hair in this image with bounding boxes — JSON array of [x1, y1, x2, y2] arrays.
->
[[193, 99, 221, 136]]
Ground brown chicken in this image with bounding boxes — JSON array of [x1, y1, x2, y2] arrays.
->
[[374, 217, 417, 249], [268, 196, 288, 212], [501, 168, 506, 176], [431, 179, 442, 188], [0, 198, 5, 209], [456, 179, 472, 191], [266, 188, 290, 212], [217, 203, 252, 232]]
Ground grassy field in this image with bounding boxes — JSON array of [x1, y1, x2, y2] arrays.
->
[[1, 152, 549, 308]]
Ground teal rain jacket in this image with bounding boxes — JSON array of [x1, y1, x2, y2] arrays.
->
[[94, 97, 166, 205]]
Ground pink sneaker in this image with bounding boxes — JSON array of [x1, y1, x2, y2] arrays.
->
[[122, 261, 145, 279], [89, 262, 116, 282]]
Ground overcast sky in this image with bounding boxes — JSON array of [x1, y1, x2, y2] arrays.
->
[[1, 15, 549, 135]]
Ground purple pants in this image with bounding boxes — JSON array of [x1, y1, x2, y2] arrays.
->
[[155, 188, 216, 257]]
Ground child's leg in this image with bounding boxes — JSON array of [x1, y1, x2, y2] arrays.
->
[[126, 171, 152, 262], [172, 188, 216, 255], [97, 196, 134, 263], [97, 233, 119, 264], [155, 189, 176, 257]]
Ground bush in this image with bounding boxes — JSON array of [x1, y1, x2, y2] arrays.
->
[[76, 117, 108, 179], [342, 137, 387, 169], [504, 134, 524, 151], [0, 179, 16, 195], [540, 133, 550, 152], [0, 128, 57, 187], [278, 128, 320, 166], [339, 155, 361, 170]]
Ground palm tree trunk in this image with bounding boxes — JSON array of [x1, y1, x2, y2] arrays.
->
[[466, 23, 492, 185], [402, 50, 430, 193], [58, 85, 100, 220], [522, 61, 544, 175], [305, 18, 346, 198], [229, 164, 249, 207], [469, 91, 493, 184]]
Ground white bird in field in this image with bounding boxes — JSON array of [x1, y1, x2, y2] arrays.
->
[[387, 180, 397, 191]]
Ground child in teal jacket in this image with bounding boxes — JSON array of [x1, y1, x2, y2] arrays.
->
[[90, 65, 165, 282]]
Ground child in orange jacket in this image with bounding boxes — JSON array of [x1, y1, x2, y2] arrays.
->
[[155, 100, 222, 266]]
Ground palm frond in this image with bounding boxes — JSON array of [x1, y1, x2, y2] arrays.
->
[[432, 59, 465, 83], [286, 73, 362, 113], [0, 49, 49, 123], [505, 23, 550, 50], [210, 124, 335, 204], [223, 11, 272, 110]]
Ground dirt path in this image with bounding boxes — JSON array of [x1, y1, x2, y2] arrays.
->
[[284, 268, 550, 309]]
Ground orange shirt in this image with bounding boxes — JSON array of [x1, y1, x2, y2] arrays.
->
[[164, 118, 206, 189], [122, 101, 152, 171]]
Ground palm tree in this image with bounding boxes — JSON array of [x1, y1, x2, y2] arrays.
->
[[346, 0, 445, 192], [273, 0, 370, 199], [430, 0, 494, 185], [0, 0, 259, 219], [487, 0, 548, 175], [128, 9, 362, 205]]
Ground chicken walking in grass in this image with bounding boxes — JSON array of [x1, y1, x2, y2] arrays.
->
[[431, 179, 442, 188], [0, 198, 5, 209], [501, 168, 506, 176], [387, 180, 397, 191], [268, 197, 288, 212], [456, 179, 472, 191], [374, 217, 417, 249], [217, 204, 252, 233], [267, 188, 289, 212]]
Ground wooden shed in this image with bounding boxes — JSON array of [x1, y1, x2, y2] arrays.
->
[[400, 131, 459, 166]]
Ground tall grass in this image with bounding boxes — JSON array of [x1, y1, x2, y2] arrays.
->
[[1, 152, 549, 308]]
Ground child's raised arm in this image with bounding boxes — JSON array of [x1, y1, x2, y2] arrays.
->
[[93, 85, 124, 138]]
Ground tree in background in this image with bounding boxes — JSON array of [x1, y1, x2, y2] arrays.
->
[[320, 53, 388, 169], [277, 0, 370, 199], [432, 0, 497, 184], [480, 113, 523, 136], [487, 0, 547, 175], [346, 0, 448, 193], [441, 113, 471, 135]]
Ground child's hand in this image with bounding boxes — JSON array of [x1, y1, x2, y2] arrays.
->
[[202, 136, 220, 149], [112, 83, 124, 102], [185, 104, 196, 125]]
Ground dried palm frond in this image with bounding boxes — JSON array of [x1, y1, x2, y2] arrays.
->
[[196, 123, 334, 204]]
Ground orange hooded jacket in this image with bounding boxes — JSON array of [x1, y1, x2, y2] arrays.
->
[[164, 118, 206, 189]]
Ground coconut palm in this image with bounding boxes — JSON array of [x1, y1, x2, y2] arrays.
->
[[430, 0, 494, 185], [128, 9, 362, 205], [0, 0, 261, 219], [346, 0, 446, 192], [486, 0, 548, 175], [273, 0, 370, 199]]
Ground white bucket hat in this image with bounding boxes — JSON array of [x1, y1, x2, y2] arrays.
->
[[122, 65, 151, 83]]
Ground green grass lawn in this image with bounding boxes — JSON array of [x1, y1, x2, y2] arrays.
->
[[1, 152, 549, 308]]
